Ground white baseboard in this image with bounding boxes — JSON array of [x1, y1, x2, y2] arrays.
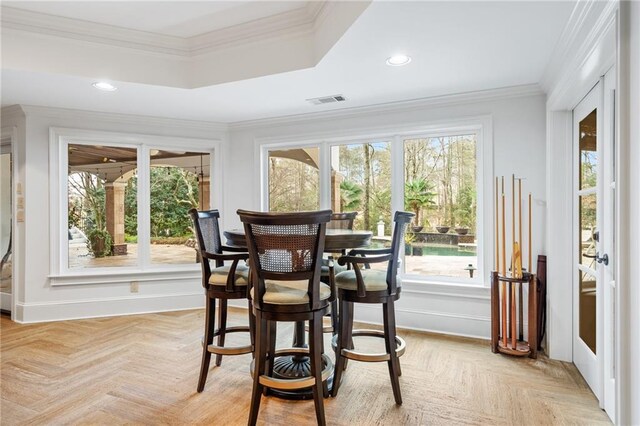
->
[[228, 299, 493, 340], [15, 292, 205, 324]]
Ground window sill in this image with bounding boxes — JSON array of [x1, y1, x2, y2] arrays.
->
[[49, 267, 200, 286]]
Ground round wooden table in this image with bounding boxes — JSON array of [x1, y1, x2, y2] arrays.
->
[[223, 227, 372, 400], [223, 228, 372, 252]]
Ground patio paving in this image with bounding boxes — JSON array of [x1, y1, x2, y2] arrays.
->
[[68, 242, 476, 278]]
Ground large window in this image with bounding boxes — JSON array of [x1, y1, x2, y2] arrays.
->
[[403, 134, 478, 278], [52, 129, 218, 279], [268, 147, 319, 212], [261, 121, 489, 286], [330, 141, 392, 232]]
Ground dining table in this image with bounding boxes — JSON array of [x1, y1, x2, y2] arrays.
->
[[223, 227, 372, 400]]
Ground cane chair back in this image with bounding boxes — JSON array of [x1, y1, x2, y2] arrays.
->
[[238, 209, 332, 311]]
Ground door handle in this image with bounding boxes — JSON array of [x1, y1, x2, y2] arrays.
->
[[595, 252, 609, 266]]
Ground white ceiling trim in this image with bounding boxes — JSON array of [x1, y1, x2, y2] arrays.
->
[[1, 3, 326, 58], [17, 105, 228, 133], [540, 0, 618, 97], [229, 84, 544, 130]]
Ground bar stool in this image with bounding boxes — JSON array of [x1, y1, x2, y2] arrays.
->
[[238, 209, 333, 426], [331, 211, 414, 405], [188, 209, 254, 393], [320, 212, 358, 334]]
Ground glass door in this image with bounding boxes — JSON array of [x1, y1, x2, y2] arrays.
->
[[573, 83, 601, 398], [573, 69, 616, 422], [0, 141, 12, 313]]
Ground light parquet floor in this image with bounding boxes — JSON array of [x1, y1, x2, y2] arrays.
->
[[0, 308, 610, 425]]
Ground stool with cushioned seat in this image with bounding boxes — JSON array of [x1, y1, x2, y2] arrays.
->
[[188, 209, 254, 393], [330, 211, 414, 406], [319, 212, 357, 334], [238, 209, 334, 426]]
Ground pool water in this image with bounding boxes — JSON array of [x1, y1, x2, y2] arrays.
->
[[409, 244, 476, 257], [371, 240, 476, 257]]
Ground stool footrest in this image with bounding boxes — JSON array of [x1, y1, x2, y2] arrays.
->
[[332, 329, 406, 362], [250, 348, 333, 391], [202, 326, 253, 355]]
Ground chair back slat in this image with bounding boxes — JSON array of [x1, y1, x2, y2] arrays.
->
[[387, 211, 414, 294], [328, 212, 357, 230], [188, 209, 223, 286], [238, 209, 331, 310]]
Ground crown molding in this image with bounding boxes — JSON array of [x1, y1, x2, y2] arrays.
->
[[1, 3, 326, 58], [540, 0, 618, 97], [1, 105, 26, 125], [229, 84, 543, 130], [18, 105, 229, 134], [1, 6, 186, 56]]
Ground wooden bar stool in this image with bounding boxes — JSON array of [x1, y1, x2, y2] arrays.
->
[[320, 212, 358, 334], [330, 211, 414, 405], [188, 209, 254, 393], [238, 209, 334, 426]]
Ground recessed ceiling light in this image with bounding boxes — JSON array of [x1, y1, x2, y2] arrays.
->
[[92, 81, 117, 91], [386, 54, 411, 66]]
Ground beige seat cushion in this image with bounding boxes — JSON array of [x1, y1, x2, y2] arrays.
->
[[335, 269, 388, 292], [208, 264, 249, 286], [250, 280, 331, 305]]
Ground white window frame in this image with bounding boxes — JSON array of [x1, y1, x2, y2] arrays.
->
[[256, 116, 493, 287], [49, 127, 222, 285]]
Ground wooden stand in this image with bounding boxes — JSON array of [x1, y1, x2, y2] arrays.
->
[[490, 271, 538, 358]]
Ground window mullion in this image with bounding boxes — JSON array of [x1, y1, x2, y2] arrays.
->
[[137, 145, 150, 270], [319, 142, 331, 210]]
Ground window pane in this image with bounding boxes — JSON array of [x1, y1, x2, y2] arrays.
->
[[268, 147, 319, 212], [68, 144, 138, 268], [579, 193, 597, 267], [149, 151, 210, 265], [403, 135, 478, 278], [579, 269, 596, 354], [330, 142, 391, 271], [579, 109, 597, 190]]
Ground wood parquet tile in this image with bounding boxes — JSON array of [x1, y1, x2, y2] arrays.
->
[[0, 309, 610, 425]]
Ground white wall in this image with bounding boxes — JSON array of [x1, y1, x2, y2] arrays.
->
[[7, 106, 227, 323], [226, 90, 547, 340]]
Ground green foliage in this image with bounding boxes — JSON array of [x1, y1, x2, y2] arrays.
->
[[339, 180, 363, 210], [86, 228, 112, 258], [124, 167, 199, 238], [454, 184, 476, 229], [150, 236, 191, 245], [404, 179, 436, 225]]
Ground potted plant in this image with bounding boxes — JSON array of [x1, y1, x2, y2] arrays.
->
[[436, 225, 450, 234], [404, 179, 436, 233], [455, 227, 469, 235], [87, 228, 113, 258], [404, 231, 416, 255]]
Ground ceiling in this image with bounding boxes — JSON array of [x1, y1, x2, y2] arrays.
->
[[1, 1, 576, 123], [5, 1, 309, 37]]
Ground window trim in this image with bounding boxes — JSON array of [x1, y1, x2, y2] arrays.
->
[[257, 116, 494, 287], [49, 127, 222, 284]]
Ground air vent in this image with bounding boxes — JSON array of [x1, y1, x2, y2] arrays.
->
[[306, 94, 347, 105]]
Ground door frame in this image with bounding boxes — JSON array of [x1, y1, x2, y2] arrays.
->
[[1, 126, 17, 320], [545, 3, 623, 423]]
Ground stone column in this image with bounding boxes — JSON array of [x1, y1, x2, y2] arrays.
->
[[105, 182, 127, 255], [198, 176, 210, 210]]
